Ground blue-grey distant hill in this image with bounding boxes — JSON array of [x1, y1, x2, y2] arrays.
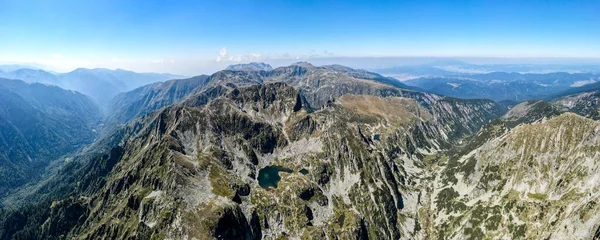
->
[[0, 67, 184, 104], [0, 78, 101, 196], [373, 59, 600, 77], [226, 62, 273, 71], [403, 72, 600, 102]]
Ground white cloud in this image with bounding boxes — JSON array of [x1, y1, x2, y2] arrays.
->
[[52, 53, 63, 59], [571, 79, 597, 87], [216, 47, 264, 63], [219, 47, 227, 57], [216, 47, 228, 62], [228, 54, 242, 62]]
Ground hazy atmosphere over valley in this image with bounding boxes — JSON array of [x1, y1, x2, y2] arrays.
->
[[1, 1, 600, 239]]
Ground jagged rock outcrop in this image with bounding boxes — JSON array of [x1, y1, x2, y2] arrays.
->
[[0, 74, 505, 239], [554, 90, 600, 120], [429, 111, 600, 239]]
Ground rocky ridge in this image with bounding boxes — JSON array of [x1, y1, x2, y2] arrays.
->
[[4, 63, 600, 239], [0, 63, 505, 239]]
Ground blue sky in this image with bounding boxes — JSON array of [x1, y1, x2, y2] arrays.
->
[[0, 0, 598, 74]]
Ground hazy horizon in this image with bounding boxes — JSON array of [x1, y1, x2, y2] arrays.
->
[[1, 0, 598, 75], [3, 56, 600, 76]]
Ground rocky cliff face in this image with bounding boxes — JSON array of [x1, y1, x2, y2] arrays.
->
[[103, 62, 473, 127], [430, 112, 600, 239], [0, 75, 504, 239], [6, 64, 600, 240], [104, 75, 210, 127], [554, 90, 600, 120]]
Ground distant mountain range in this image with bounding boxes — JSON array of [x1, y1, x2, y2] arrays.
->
[[0, 64, 45, 72], [0, 67, 184, 104], [373, 59, 600, 78], [226, 62, 273, 71], [403, 72, 600, 102], [0, 78, 100, 196]]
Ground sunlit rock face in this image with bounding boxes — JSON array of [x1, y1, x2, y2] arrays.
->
[[12, 64, 600, 239], [52, 81, 498, 239], [430, 112, 600, 239]]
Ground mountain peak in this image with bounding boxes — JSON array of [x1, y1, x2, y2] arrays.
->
[[225, 62, 273, 71], [291, 61, 314, 68]]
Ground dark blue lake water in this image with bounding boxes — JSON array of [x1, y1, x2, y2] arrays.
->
[[257, 166, 293, 189]]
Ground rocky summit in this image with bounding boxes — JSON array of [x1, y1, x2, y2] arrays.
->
[[2, 64, 600, 240]]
